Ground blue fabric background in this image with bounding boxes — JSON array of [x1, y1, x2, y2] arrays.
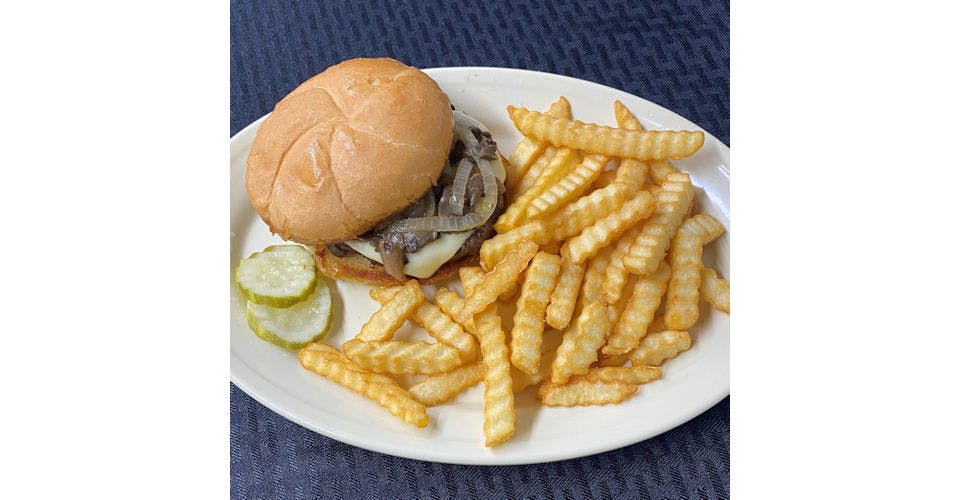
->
[[231, 1, 729, 498]]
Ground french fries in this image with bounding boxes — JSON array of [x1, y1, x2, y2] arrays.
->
[[700, 267, 730, 313], [538, 379, 638, 407], [551, 303, 609, 384], [458, 240, 538, 323], [299, 343, 428, 427], [563, 191, 655, 264], [594, 352, 631, 368], [408, 362, 484, 406], [496, 148, 578, 232], [506, 97, 571, 195], [342, 339, 462, 375], [603, 261, 672, 355], [582, 365, 662, 384], [576, 246, 613, 317], [507, 106, 705, 160], [434, 287, 477, 336], [683, 213, 726, 245], [612, 101, 649, 188], [601, 227, 639, 304], [622, 173, 695, 275], [474, 301, 516, 446], [663, 219, 707, 330], [510, 252, 562, 375], [545, 248, 587, 330], [356, 280, 425, 342], [648, 160, 678, 186], [630, 330, 692, 366], [370, 286, 477, 362], [525, 153, 609, 220]]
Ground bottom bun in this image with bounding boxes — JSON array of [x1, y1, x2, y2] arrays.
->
[[314, 246, 478, 286]]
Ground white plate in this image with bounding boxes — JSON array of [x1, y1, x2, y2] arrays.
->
[[230, 67, 729, 465]]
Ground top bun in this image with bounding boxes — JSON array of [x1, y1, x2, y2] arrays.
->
[[245, 58, 455, 245]]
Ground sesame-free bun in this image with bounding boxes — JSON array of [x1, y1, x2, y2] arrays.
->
[[245, 58, 455, 245]]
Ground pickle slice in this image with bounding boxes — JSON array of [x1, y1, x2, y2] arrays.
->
[[236, 245, 317, 308], [246, 279, 332, 350]]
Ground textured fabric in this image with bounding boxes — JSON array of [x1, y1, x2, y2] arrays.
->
[[231, 0, 729, 498]]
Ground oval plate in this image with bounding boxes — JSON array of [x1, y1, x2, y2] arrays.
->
[[230, 67, 729, 465]]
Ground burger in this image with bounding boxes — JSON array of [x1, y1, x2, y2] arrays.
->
[[245, 58, 507, 285]]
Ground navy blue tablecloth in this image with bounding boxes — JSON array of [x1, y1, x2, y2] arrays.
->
[[231, 1, 728, 498]]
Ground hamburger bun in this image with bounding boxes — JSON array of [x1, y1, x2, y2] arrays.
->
[[245, 58, 455, 245]]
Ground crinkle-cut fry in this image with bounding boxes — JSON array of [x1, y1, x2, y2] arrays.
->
[[497, 148, 579, 232], [545, 249, 585, 330], [648, 160, 678, 185], [479, 220, 550, 270], [664, 221, 705, 330], [647, 314, 669, 334], [589, 170, 618, 192], [594, 352, 631, 367], [630, 330, 692, 366], [542, 182, 633, 242], [474, 303, 515, 446], [434, 287, 478, 337], [612, 100, 651, 188], [508, 106, 704, 161], [408, 362, 484, 406], [602, 227, 639, 304], [510, 252, 562, 375], [551, 303, 610, 384], [525, 153, 609, 220], [458, 240, 538, 323], [623, 173, 695, 275], [356, 280, 424, 342], [512, 348, 558, 392], [371, 286, 478, 362], [506, 97, 571, 195], [538, 378, 638, 407], [299, 343, 428, 427], [605, 273, 638, 327], [342, 339, 462, 375], [683, 213, 726, 245], [604, 261, 672, 355], [576, 246, 614, 318], [500, 269, 524, 301], [701, 267, 730, 313], [565, 191, 655, 264], [583, 365, 662, 384]]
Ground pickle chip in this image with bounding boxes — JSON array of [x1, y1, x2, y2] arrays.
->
[[236, 245, 317, 308], [246, 279, 332, 350]]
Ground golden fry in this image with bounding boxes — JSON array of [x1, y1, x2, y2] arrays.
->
[[630, 330, 692, 366], [408, 362, 484, 406], [508, 106, 704, 160], [299, 343, 428, 427], [538, 379, 638, 407], [434, 287, 477, 337], [576, 246, 614, 317], [356, 280, 424, 342], [496, 148, 579, 232], [510, 252, 562, 375], [542, 182, 633, 242], [603, 261, 672, 355], [664, 221, 705, 330], [479, 220, 550, 270], [683, 213, 726, 245], [545, 248, 586, 330], [458, 240, 538, 323], [601, 227, 639, 304], [551, 303, 610, 384], [564, 191, 655, 264], [525, 153, 609, 220], [474, 302, 515, 446], [506, 97, 571, 195], [623, 173, 695, 275], [612, 101, 650, 188], [370, 286, 477, 362], [583, 365, 662, 384], [648, 160, 678, 185], [589, 170, 618, 192], [701, 267, 730, 313], [342, 339, 462, 375]]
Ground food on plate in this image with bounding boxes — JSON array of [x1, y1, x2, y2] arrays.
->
[[273, 92, 729, 447], [550, 303, 609, 384], [510, 252, 562, 375], [456, 240, 538, 322], [246, 277, 332, 350], [355, 279, 425, 342], [245, 58, 509, 284], [236, 245, 318, 308], [538, 378, 639, 407], [630, 330, 693, 366], [299, 343, 428, 427], [507, 106, 705, 160], [408, 362, 484, 406], [370, 285, 477, 362], [622, 172, 696, 275], [342, 339, 462, 375], [603, 262, 672, 355], [700, 267, 730, 313]]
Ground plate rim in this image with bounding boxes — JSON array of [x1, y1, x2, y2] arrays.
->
[[230, 66, 729, 465]]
